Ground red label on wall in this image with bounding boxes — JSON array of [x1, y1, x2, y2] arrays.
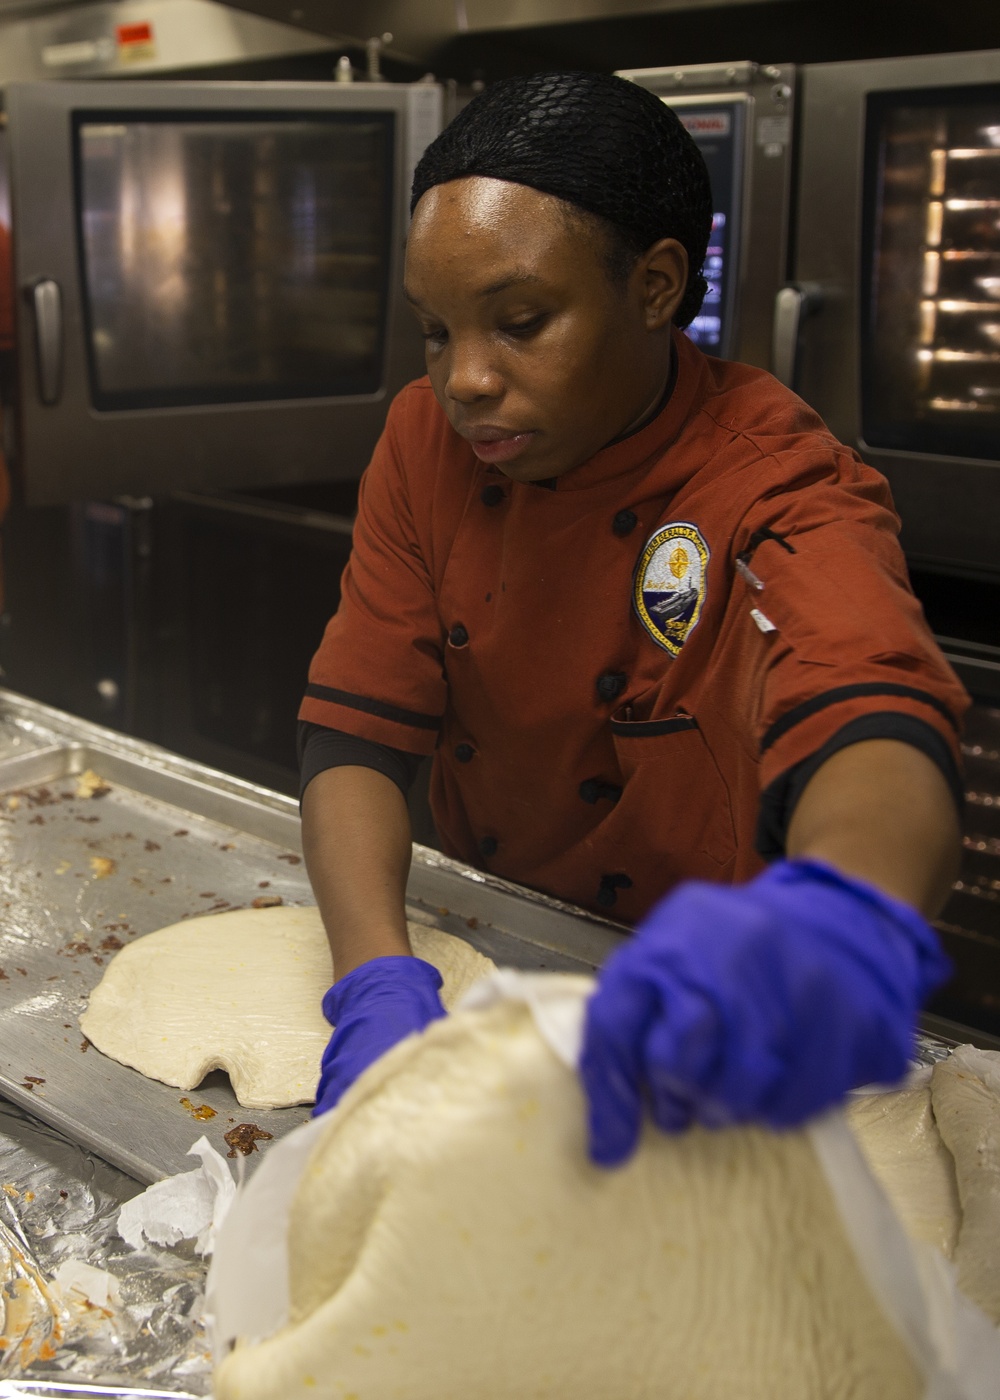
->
[[680, 112, 732, 138], [116, 22, 154, 46]]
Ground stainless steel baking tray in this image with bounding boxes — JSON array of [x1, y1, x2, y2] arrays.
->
[[0, 691, 626, 1185]]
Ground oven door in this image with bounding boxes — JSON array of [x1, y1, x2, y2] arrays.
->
[[1, 79, 440, 505], [789, 49, 1000, 577]]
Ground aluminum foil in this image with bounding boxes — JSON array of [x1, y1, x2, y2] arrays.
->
[[913, 1031, 957, 1067], [0, 1386, 197, 1397], [0, 1102, 209, 1394]]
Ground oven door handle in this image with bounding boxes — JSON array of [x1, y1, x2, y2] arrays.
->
[[31, 278, 63, 406], [772, 282, 822, 391]]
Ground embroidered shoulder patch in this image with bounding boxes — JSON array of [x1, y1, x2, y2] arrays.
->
[[633, 522, 710, 657]]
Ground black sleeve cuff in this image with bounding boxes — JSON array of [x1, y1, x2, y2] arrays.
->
[[297, 721, 424, 803], [756, 711, 965, 859]]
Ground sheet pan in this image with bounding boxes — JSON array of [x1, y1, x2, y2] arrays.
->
[[0, 691, 627, 1184]]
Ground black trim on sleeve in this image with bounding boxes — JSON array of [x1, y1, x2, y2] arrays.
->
[[610, 715, 699, 737], [760, 682, 959, 755], [298, 721, 424, 803], [755, 711, 965, 859], [303, 683, 442, 732], [738, 525, 797, 566]]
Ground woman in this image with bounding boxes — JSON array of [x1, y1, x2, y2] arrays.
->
[[299, 72, 965, 1163]]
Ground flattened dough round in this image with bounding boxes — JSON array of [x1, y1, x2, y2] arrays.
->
[[80, 907, 496, 1109], [214, 989, 922, 1400]]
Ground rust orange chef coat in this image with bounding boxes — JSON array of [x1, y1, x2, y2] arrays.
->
[[300, 330, 967, 924]]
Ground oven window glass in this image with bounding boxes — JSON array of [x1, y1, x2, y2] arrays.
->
[[74, 112, 395, 410], [669, 100, 745, 358], [862, 86, 1000, 460]]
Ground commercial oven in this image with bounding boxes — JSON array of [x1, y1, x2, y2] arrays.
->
[[784, 49, 1000, 582], [0, 77, 441, 807], [782, 50, 1000, 1042], [617, 60, 796, 373], [1, 77, 441, 504]]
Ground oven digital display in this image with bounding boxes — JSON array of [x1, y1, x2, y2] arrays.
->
[[862, 85, 1000, 461], [668, 100, 745, 358]]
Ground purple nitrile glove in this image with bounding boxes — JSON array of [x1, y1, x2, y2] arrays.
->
[[579, 858, 951, 1167], [312, 955, 446, 1117]]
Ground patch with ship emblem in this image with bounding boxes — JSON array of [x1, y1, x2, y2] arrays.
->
[[633, 522, 710, 657]]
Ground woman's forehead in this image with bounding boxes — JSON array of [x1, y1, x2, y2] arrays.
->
[[407, 178, 605, 284], [412, 177, 567, 236]]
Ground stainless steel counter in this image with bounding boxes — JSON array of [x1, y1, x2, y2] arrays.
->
[[0, 688, 968, 1395], [0, 690, 627, 1185]]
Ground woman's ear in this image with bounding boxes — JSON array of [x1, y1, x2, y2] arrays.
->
[[638, 238, 689, 330]]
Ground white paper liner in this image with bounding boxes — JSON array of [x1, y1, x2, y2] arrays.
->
[[207, 969, 1000, 1397], [117, 1137, 235, 1258]]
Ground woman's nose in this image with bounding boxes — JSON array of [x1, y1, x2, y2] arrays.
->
[[444, 338, 503, 404]]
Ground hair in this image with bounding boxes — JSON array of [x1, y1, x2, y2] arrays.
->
[[410, 72, 713, 329]]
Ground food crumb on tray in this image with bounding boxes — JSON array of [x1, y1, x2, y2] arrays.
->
[[180, 1097, 217, 1122], [75, 769, 111, 800], [224, 1123, 274, 1158]]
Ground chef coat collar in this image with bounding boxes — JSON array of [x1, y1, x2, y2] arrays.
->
[[522, 328, 709, 495]]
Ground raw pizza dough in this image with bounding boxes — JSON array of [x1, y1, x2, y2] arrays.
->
[[846, 1053, 1000, 1327], [80, 906, 496, 1109], [845, 1083, 961, 1258], [930, 1051, 1000, 1324], [214, 990, 921, 1400]]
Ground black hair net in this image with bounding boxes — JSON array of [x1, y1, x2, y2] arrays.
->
[[411, 71, 713, 328]]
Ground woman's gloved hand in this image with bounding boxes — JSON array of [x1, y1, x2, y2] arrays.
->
[[579, 858, 951, 1166], [313, 956, 446, 1117]]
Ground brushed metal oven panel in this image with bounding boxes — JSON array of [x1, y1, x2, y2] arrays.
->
[[793, 49, 1000, 576]]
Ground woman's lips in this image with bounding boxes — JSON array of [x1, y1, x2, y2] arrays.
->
[[462, 428, 537, 464]]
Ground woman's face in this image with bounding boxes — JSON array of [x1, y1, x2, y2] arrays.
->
[[404, 177, 686, 482]]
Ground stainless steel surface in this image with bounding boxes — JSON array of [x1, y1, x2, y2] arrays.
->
[[771, 281, 820, 390], [0, 0, 336, 84], [0, 690, 626, 1186], [619, 60, 796, 373], [793, 49, 1000, 576], [939, 638, 1000, 707], [3, 79, 441, 507], [30, 280, 61, 407], [626, 59, 758, 89], [225, 0, 800, 65]]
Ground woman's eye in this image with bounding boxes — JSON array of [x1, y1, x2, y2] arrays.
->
[[422, 327, 448, 347], [503, 315, 545, 338]]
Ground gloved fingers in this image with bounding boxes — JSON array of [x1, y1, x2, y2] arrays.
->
[[313, 961, 449, 1118], [757, 997, 914, 1129], [322, 956, 445, 1026], [312, 1051, 358, 1117], [581, 1056, 646, 1167], [579, 973, 659, 1168], [641, 984, 722, 1133], [647, 1079, 696, 1134]]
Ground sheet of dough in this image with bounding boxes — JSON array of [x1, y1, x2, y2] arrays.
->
[[214, 993, 921, 1400], [931, 1053, 1000, 1324], [845, 1084, 961, 1258], [80, 906, 496, 1109]]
